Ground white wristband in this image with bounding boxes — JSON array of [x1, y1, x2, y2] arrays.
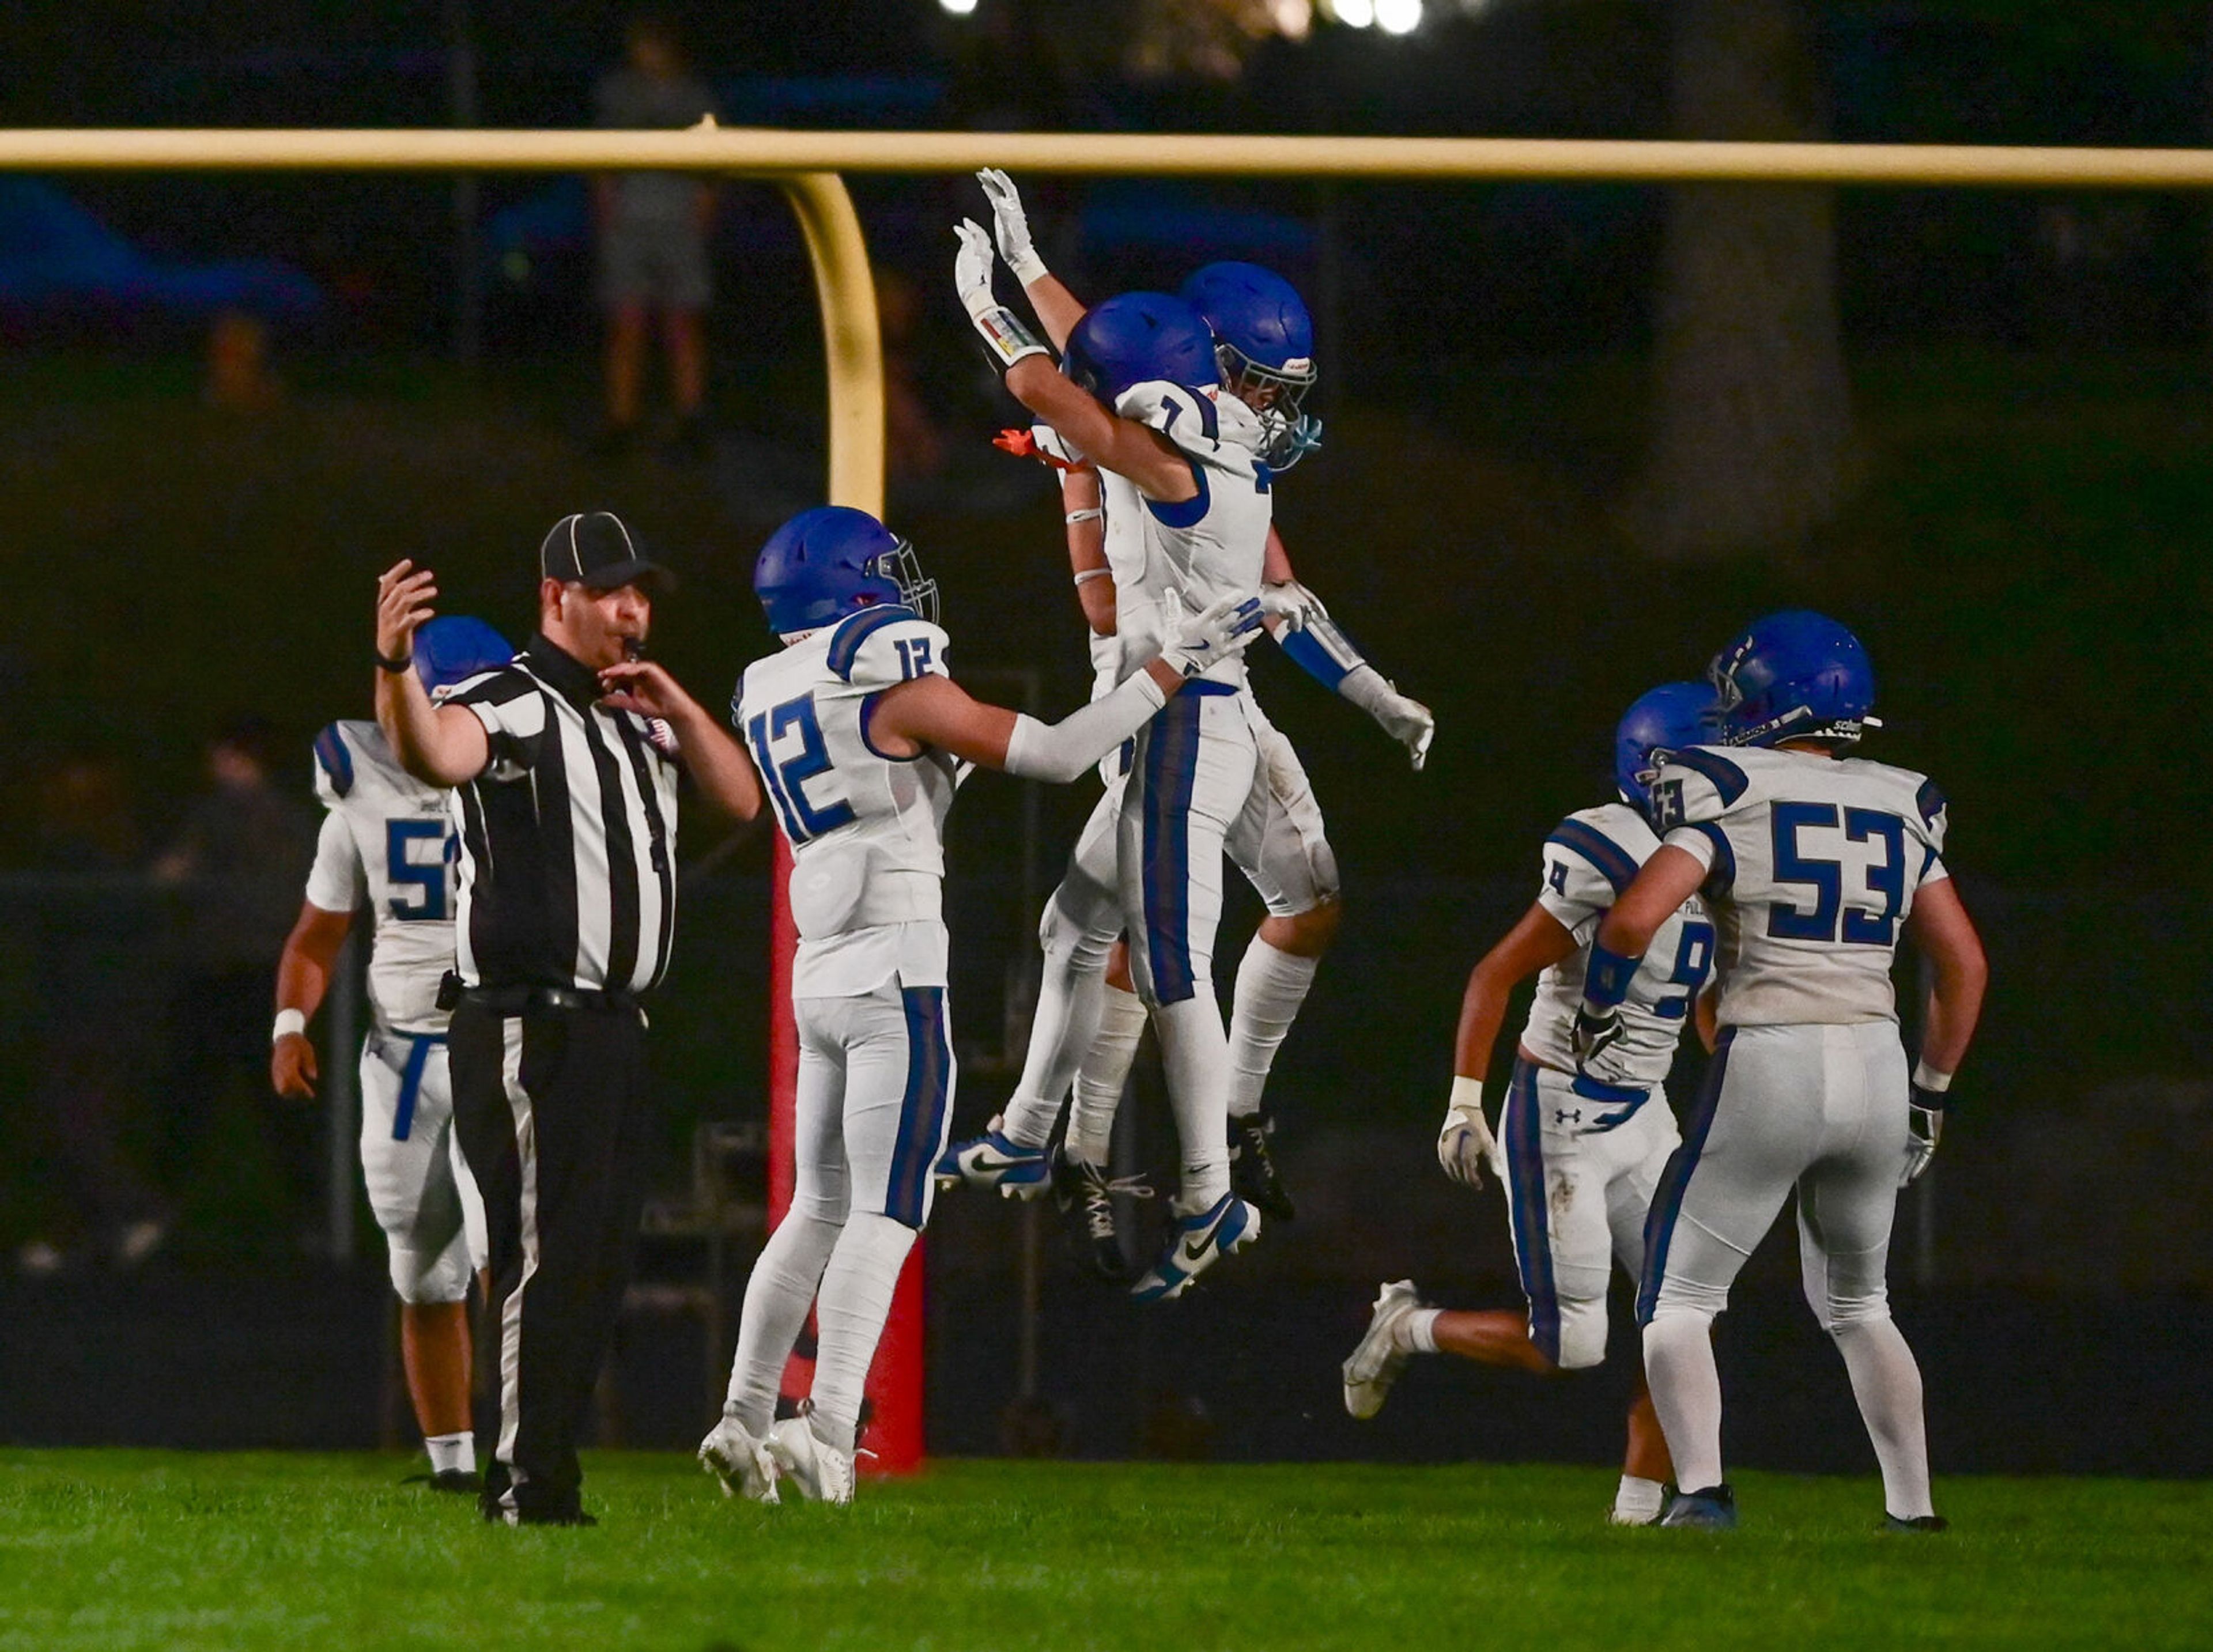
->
[[1449, 1075, 1485, 1114], [273, 1008, 308, 1043], [1009, 252, 1051, 290], [1911, 1060, 1952, 1094], [1066, 508, 1104, 526]]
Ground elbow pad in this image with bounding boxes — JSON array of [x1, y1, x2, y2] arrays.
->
[[1002, 672, 1166, 784], [1279, 615, 1366, 693]]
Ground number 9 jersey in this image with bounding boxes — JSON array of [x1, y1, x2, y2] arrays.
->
[[306, 719, 459, 1036], [1647, 745, 1949, 1027], [733, 604, 961, 1000]]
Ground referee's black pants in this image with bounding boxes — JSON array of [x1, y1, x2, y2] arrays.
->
[[449, 998, 654, 1523]]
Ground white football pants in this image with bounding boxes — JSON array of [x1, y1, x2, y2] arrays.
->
[[359, 1030, 488, 1305], [1500, 1059, 1680, 1370]]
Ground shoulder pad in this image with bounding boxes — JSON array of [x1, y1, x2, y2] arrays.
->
[[1112, 380, 1223, 452], [826, 607, 950, 690], [311, 722, 355, 803], [1544, 814, 1643, 897], [1915, 776, 1948, 827], [1651, 746, 1753, 830]]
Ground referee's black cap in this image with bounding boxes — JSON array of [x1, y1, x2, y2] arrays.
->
[[540, 511, 674, 594]]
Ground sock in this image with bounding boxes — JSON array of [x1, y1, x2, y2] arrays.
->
[[725, 1209, 842, 1436], [1832, 1315, 1934, 1518], [425, 1431, 475, 1476], [1402, 1308, 1441, 1355], [1642, 1310, 1724, 1493], [1226, 939, 1319, 1118], [1068, 985, 1146, 1166], [1150, 995, 1232, 1212], [810, 1211, 919, 1454], [1614, 1475, 1666, 1523], [1000, 950, 1109, 1151]]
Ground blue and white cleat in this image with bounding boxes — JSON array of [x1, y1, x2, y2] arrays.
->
[[935, 1129, 1057, 1199], [1130, 1193, 1261, 1302], [1659, 1484, 1738, 1531]]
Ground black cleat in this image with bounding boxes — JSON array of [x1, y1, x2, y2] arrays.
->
[[1054, 1154, 1150, 1283], [1882, 1513, 1950, 1533], [402, 1468, 483, 1495], [1228, 1110, 1296, 1222], [1659, 1484, 1738, 1530]]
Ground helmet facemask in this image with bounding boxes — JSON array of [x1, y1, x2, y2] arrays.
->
[[874, 535, 940, 626], [1218, 342, 1321, 471]]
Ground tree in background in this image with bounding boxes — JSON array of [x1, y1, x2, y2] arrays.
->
[[1626, 0, 1857, 560]]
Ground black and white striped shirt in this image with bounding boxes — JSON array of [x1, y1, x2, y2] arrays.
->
[[447, 634, 681, 995]]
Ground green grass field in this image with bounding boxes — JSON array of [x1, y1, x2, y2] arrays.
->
[[0, 1453, 2206, 1651]]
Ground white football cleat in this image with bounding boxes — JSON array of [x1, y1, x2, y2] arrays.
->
[[766, 1413, 856, 1506], [698, 1413, 780, 1504], [1342, 1279, 1423, 1420]]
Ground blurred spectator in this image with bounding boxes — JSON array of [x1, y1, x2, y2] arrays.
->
[[592, 12, 720, 455], [204, 310, 282, 413], [877, 268, 947, 486], [152, 717, 317, 1246], [17, 753, 168, 1273]]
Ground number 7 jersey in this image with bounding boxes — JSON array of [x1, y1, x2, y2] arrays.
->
[[1648, 744, 1950, 1027]]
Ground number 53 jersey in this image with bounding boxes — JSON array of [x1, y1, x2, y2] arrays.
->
[[1648, 745, 1950, 1028], [307, 719, 460, 1037], [734, 604, 960, 999]]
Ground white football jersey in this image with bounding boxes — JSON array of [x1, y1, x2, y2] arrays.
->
[[305, 720, 458, 1035], [735, 604, 961, 999], [1105, 380, 1271, 691], [1652, 744, 1950, 1027], [1523, 802, 1714, 1091]]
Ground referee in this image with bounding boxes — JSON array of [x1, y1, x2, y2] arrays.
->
[[373, 512, 762, 1525]]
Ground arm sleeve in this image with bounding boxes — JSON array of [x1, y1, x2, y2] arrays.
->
[[303, 809, 367, 914], [1003, 671, 1170, 784]]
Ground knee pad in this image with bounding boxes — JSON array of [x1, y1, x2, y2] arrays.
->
[[1039, 889, 1117, 974], [1551, 1296, 1610, 1371], [388, 1237, 471, 1305], [1642, 1273, 1731, 1326], [1812, 1288, 1893, 1336]]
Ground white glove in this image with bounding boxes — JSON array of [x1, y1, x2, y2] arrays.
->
[[1437, 1076, 1504, 1189], [1159, 592, 1264, 679], [1258, 580, 1328, 633], [1901, 1101, 1943, 1188], [1339, 664, 1437, 772], [977, 168, 1048, 288], [953, 218, 998, 322]]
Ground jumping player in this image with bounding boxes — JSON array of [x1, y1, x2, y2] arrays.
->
[[1572, 611, 1987, 1532], [942, 173, 1431, 1285], [699, 506, 1260, 1504], [1340, 683, 1716, 1527], [271, 615, 513, 1491]]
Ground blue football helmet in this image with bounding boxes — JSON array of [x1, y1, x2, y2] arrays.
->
[[1063, 292, 1219, 407], [754, 505, 939, 636], [1179, 261, 1322, 470], [1615, 681, 1719, 812], [414, 616, 514, 695], [1706, 610, 1879, 748]]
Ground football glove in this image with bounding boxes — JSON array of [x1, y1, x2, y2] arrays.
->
[[1340, 666, 1436, 772], [1160, 592, 1265, 679], [953, 220, 1049, 372], [1571, 1003, 1625, 1071], [1437, 1077, 1504, 1190], [1258, 579, 1328, 633], [1901, 1090, 1944, 1188], [977, 167, 1048, 288]]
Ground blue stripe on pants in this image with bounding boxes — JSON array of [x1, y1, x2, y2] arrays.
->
[[1636, 1027, 1734, 1325], [1505, 1058, 1560, 1365], [886, 987, 952, 1228], [1139, 695, 1204, 1004], [392, 1032, 445, 1141]]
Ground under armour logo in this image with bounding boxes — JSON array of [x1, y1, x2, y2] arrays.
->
[[1555, 1108, 1582, 1126]]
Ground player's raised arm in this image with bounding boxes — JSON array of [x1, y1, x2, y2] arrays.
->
[[1438, 905, 1578, 1188], [953, 222, 1199, 504], [976, 168, 1087, 351], [595, 658, 765, 822], [867, 592, 1262, 782], [373, 561, 490, 787]]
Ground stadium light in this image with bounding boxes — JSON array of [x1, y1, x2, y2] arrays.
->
[[1333, 0, 1374, 28], [1376, 0, 1423, 32], [939, 0, 979, 16]]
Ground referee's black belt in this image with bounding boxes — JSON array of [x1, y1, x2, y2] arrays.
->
[[443, 973, 640, 1016]]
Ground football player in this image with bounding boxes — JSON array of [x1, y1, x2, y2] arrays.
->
[[942, 173, 1432, 1286], [1571, 612, 1988, 1532], [699, 506, 1259, 1504], [1340, 683, 1716, 1528], [271, 615, 512, 1491]]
